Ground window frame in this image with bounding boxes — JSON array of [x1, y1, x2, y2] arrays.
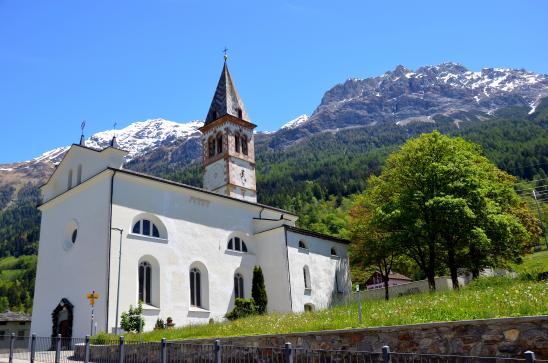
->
[[190, 267, 202, 307], [138, 261, 152, 305], [132, 219, 161, 238], [234, 273, 244, 299], [227, 237, 248, 253]]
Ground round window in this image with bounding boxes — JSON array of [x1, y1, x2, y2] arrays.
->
[[63, 219, 79, 251]]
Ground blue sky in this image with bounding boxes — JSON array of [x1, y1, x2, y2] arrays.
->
[[1, 0, 547, 163]]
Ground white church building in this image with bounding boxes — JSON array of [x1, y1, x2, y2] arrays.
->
[[31, 60, 351, 338]]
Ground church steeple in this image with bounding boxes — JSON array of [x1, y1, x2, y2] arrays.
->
[[200, 58, 257, 203], [204, 61, 250, 125]]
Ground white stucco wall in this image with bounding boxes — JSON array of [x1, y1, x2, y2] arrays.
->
[[31, 171, 113, 338], [107, 172, 291, 332], [42, 146, 125, 202], [285, 230, 351, 312]]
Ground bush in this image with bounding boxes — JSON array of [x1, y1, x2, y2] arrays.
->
[[154, 318, 166, 330], [226, 298, 256, 320], [252, 266, 268, 314], [120, 301, 145, 333]]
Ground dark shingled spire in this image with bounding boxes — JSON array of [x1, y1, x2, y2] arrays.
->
[[204, 61, 250, 125]]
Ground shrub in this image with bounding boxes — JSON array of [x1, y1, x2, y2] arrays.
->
[[120, 301, 145, 333], [154, 318, 166, 330], [252, 266, 268, 314], [226, 298, 256, 320]]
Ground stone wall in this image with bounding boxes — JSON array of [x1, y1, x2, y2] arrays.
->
[[75, 316, 548, 360], [182, 316, 548, 359]]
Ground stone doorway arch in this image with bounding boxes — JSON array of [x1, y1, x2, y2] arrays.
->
[[51, 298, 74, 338]]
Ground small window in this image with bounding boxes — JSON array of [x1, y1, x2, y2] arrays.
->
[[331, 247, 337, 256], [132, 219, 161, 238], [241, 135, 248, 155], [67, 170, 73, 189], [208, 137, 216, 157], [227, 237, 248, 252], [0, 332, 5, 340], [139, 261, 152, 304], [17, 330, 24, 340], [190, 267, 202, 307], [234, 273, 244, 299], [235, 133, 241, 153], [77, 164, 82, 184], [298, 240, 307, 249], [237, 108, 243, 119], [71, 229, 78, 244], [303, 266, 311, 290], [217, 133, 223, 154], [304, 304, 314, 312]]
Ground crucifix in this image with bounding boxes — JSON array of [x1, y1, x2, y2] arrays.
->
[[223, 47, 229, 62], [80, 121, 86, 137]]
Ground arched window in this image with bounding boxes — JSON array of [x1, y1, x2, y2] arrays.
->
[[132, 219, 160, 238], [298, 240, 307, 250], [190, 267, 201, 307], [234, 133, 241, 153], [234, 273, 244, 299], [216, 133, 223, 154], [77, 165, 82, 185], [139, 261, 152, 304], [67, 170, 73, 189], [331, 247, 337, 256], [241, 135, 248, 155], [303, 265, 311, 290], [227, 237, 248, 252], [208, 137, 216, 157], [237, 108, 243, 119]]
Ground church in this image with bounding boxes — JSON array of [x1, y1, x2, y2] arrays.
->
[[30, 59, 351, 338]]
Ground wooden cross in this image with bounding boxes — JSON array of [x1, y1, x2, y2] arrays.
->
[[86, 290, 100, 307]]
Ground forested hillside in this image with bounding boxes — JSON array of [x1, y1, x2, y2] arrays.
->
[[1, 101, 547, 312]]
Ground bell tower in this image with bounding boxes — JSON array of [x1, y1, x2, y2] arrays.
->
[[200, 56, 257, 202]]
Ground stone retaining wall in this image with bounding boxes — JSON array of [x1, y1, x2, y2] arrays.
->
[[180, 316, 548, 359], [76, 316, 548, 360]]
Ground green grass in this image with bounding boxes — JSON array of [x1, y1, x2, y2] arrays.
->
[[510, 250, 548, 276], [98, 274, 547, 343]]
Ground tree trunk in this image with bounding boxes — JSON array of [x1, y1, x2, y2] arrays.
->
[[447, 247, 459, 290], [383, 275, 390, 300], [427, 270, 436, 291]]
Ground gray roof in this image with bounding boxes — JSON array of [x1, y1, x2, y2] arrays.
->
[[0, 311, 31, 322], [205, 61, 250, 125]]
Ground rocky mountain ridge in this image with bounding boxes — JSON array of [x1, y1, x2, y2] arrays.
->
[[1, 62, 547, 191]]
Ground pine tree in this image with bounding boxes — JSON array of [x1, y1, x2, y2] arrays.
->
[[251, 266, 268, 314]]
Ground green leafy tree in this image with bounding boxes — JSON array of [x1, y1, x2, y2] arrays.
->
[[251, 266, 268, 314], [120, 301, 144, 333], [361, 131, 537, 290]]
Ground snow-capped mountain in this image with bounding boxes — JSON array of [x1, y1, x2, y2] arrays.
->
[[85, 119, 203, 160], [281, 115, 310, 130], [305, 63, 548, 132], [0, 119, 204, 191]]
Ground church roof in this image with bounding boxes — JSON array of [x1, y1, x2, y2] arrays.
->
[[0, 311, 31, 322], [204, 62, 250, 125]]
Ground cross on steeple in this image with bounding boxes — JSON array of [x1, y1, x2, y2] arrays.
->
[[223, 47, 229, 62], [79, 120, 86, 146]]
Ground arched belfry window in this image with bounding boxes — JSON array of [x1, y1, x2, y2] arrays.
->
[[190, 267, 202, 307], [227, 237, 248, 252], [67, 170, 73, 189], [208, 137, 216, 157], [237, 108, 243, 119], [77, 165, 82, 185], [139, 261, 152, 304], [216, 133, 223, 154], [241, 135, 248, 155], [234, 133, 241, 153], [132, 219, 160, 238], [234, 273, 244, 299]]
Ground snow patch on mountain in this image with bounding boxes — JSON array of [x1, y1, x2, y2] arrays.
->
[[281, 115, 309, 130], [85, 118, 203, 159]]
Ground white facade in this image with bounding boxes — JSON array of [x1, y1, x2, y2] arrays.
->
[[31, 62, 351, 338]]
